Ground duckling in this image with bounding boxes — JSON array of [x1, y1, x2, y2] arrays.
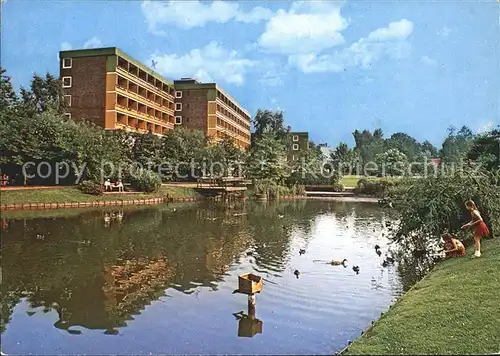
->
[[376, 250, 382, 257], [330, 259, 348, 266], [352, 265, 360, 273], [293, 269, 300, 278], [299, 249, 306, 255]]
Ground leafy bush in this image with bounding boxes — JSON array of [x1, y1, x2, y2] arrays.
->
[[78, 180, 103, 195], [252, 179, 305, 199], [131, 169, 162, 193], [355, 177, 402, 197], [389, 167, 499, 248], [332, 182, 344, 192]]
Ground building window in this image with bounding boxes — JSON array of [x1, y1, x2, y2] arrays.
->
[[62, 76, 72, 88], [64, 113, 71, 120], [292, 144, 299, 151], [63, 95, 72, 107], [175, 116, 182, 125], [175, 103, 182, 111], [62, 58, 72, 69], [292, 155, 296, 161], [175, 91, 182, 98], [293, 135, 299, 142]]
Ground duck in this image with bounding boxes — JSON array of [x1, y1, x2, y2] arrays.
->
[[330, 259, 347, 266], [299, 249, 306, 255], [352, 265, 360, 273], [374, 244, 381, 250], [293, 269, 300, 278], [246, 251, 253, 256], [376, 250, 382, 257]]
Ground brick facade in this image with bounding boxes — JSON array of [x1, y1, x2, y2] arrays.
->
[[175, 88, 209, 134], [174, 79, 251, 149], [59, 47, 175, 135], [60, 56, 107, 127], [288, 132, 309, 162]]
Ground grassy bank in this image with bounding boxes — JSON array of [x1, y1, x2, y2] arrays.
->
[[0, 186, 201, 205], [340, 175, 361, 188], [344, 238, 500, 355]]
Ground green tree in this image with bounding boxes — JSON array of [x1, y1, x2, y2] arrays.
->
[[0, 67, 18, 112], [20, 73, 66, 115], [352, 128, 385, 166], [247, 133, 289, 183], [420, 140, 439, 158], [440, 125, 474, 163], [375, 148, 409, 176], [132, 131, 163, 171], [467, 127, 500, 172], [252, 109, 289, 141], [161, 128, 207, 180], [385, 132, 422, 162], [206, 137, 247, 177]]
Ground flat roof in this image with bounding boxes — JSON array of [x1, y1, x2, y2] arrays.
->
[[174, 79, 250, 117], [290, 132, 309, 135], [59, 47, 173, 87]]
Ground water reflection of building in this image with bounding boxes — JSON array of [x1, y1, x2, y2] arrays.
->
[[101, 257, 174, 319]]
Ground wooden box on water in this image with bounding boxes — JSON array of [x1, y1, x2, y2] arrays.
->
[[238, 273, 263, 295]]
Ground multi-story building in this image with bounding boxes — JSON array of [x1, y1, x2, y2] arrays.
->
[[59, 47, 176, 135], [288, 132, 309, 162], [173, 78, 251, 149]]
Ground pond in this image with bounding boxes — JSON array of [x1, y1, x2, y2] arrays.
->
[[1, 200, 405, 355]]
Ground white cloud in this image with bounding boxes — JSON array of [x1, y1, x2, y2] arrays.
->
[[367, 19, 413, 41], [437, 26, 452, 37], [83, 36, 103, 49], [421, 56, 437, 66], [141, 0, 272, 32], [150, 41, 255, 86], [258, 70, 285, 87], [288, 19, 414, 73], [257, 1, 348, 55], [60, 41, 72, 51]]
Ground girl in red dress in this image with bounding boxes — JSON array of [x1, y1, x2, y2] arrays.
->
[[461, 200, 490, 257]]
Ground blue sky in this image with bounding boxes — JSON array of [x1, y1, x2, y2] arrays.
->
[[2, 0, 498, 147]]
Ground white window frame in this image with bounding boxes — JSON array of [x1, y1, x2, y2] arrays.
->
[[175, 91, 182, 98], [64, 113, 71, 120], [62, 57, 72, 69], [292, 143, 299, 151], [64, 95, 72, 107], [62, 76, 72, 88], [293, 135, 299, 142], [175, 102, 182, 111], [175, 116, 182, 125]]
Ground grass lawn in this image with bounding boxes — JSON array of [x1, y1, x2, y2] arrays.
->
[[344, 238, 500, 355], [341, 175, 362, 188], [0, 186, 201, 205]]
